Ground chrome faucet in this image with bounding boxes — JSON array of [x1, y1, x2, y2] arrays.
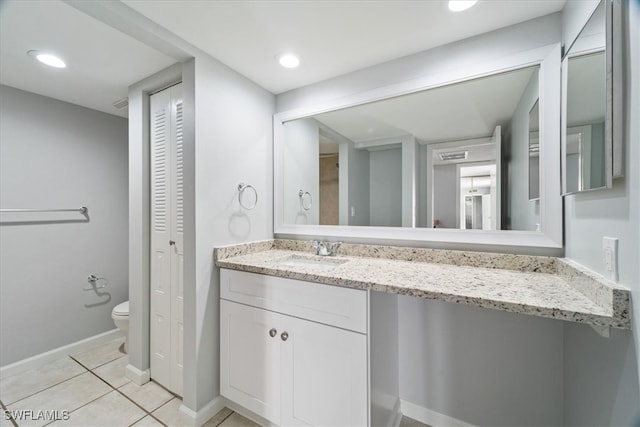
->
[[312, 240, 342, 256]]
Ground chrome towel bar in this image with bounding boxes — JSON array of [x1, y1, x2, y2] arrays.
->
[[1, 207, 88, 214]]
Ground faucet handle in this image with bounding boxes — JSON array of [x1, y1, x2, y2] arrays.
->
[[328, 241, 342, 256]]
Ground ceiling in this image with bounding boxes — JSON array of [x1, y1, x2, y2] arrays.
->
[[0, 0, 566, 118], [123, 0, 565, 94], [0, 0, 176, 118]]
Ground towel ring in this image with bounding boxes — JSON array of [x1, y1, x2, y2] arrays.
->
[[298, 190, 312, 211], [238, 183, 258, 210]]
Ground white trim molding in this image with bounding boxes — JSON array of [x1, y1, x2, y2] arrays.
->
[[0, 329, 123, 380], [401, 399, 476, 427], [390, 397, 403, 427], [222, 398, 278, 427], [179, 397, 226, 427], [125, 363, 150, 386]]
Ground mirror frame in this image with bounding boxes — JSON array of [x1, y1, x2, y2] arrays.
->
[[561, 0, 623, 195], [274, 44, 563, 249], [529, 99, 540, 201]]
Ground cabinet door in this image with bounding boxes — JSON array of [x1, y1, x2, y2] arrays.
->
[[280, 316, 368, 427], [220, 300, 281, 424]]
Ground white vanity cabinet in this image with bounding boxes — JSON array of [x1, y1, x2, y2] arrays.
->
[[220, 300, 282, 422], [220, 269, 371, 426]]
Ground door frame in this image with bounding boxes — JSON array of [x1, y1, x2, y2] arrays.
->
[[126, 63, 184, 386]]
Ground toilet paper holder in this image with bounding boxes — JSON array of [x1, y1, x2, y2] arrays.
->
[[84, 274, 108, 291]]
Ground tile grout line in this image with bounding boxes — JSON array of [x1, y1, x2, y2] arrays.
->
[[87, 353, 128, 371], [68, 356, 168, 427], [1, 398, 19, 427], [40, 377, 113, 425], [2, 351, 124, 410], [215, 410, 235, 427], [4, 348, 227, 427], [38, 355, 122, 426], [1, 363, 89, 408]]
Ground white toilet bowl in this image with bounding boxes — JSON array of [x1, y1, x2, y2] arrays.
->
[[111, 301, 129, 353]]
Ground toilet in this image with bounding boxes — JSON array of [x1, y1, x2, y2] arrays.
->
[[111, 300, 130, 353]]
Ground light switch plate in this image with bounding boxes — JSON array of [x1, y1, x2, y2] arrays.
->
[[602, 237, 619, 282]]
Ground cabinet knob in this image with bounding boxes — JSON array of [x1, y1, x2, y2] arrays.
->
[[280, 331, 289, 341], [269, 328, 277, 338], [169, 240, 176, 246]]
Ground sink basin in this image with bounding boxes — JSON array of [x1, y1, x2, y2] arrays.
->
[[277, 254, 348, 270]]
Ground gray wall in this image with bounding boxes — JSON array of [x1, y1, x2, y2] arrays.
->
[[506, 70, 539, 231], [562, 0, 640, 423], [369, 148, 402, 227], [432, 164, 457, 229], [186, 54, 274, 410], [344, 143, 371, 226], [398, 297, 563, 426], [563, 324, 639, 426], [283, 118, 320, 224], [0, 85, 128, 366]]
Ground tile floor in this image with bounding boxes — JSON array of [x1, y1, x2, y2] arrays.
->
[[0, 338, 255, 427], [1, 337, 428, 427]]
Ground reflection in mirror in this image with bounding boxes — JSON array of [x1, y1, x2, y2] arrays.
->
[[282, 65, 542, 231], [428, 133, 500, 230], [529, 100, 540, 200], [563, 0, 608, 194], [460, 164, 496, 230]]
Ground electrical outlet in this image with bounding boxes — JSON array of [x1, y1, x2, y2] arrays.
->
[[351, 206, 356, 217], [602, 237, 619, 282]]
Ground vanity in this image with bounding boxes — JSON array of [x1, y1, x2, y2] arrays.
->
[[219, 269, 371, 426], [217, 1, 628, 425], [215, 239, 631, 426]]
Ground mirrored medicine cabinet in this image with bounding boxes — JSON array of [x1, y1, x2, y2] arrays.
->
[[561, 0, 623, 195]]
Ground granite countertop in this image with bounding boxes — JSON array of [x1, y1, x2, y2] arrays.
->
[[214, 240, 631, 332]]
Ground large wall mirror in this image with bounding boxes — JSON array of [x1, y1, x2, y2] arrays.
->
[[561, 0, 622, 195], [274, 45, 562, 249]]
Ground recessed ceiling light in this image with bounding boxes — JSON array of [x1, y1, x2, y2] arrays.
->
[[448, 0, 478, 12], [277, 53, 300, 69], [27, 50, 66, 69]]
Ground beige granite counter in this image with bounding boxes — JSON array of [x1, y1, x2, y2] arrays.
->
[[214, 240, 631, 331]]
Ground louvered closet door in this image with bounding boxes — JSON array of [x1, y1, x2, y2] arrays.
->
[[169, 84, 184, 396], [150, 83, 183, 395]]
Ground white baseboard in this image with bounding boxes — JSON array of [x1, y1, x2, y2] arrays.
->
[[401, 399, 475, 427], [390, 398, 403, 427], [125, 363, 150, 385], [0, 329, 123, 380], [179, 396, 226, 427], [222, 397, 277, 427]]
